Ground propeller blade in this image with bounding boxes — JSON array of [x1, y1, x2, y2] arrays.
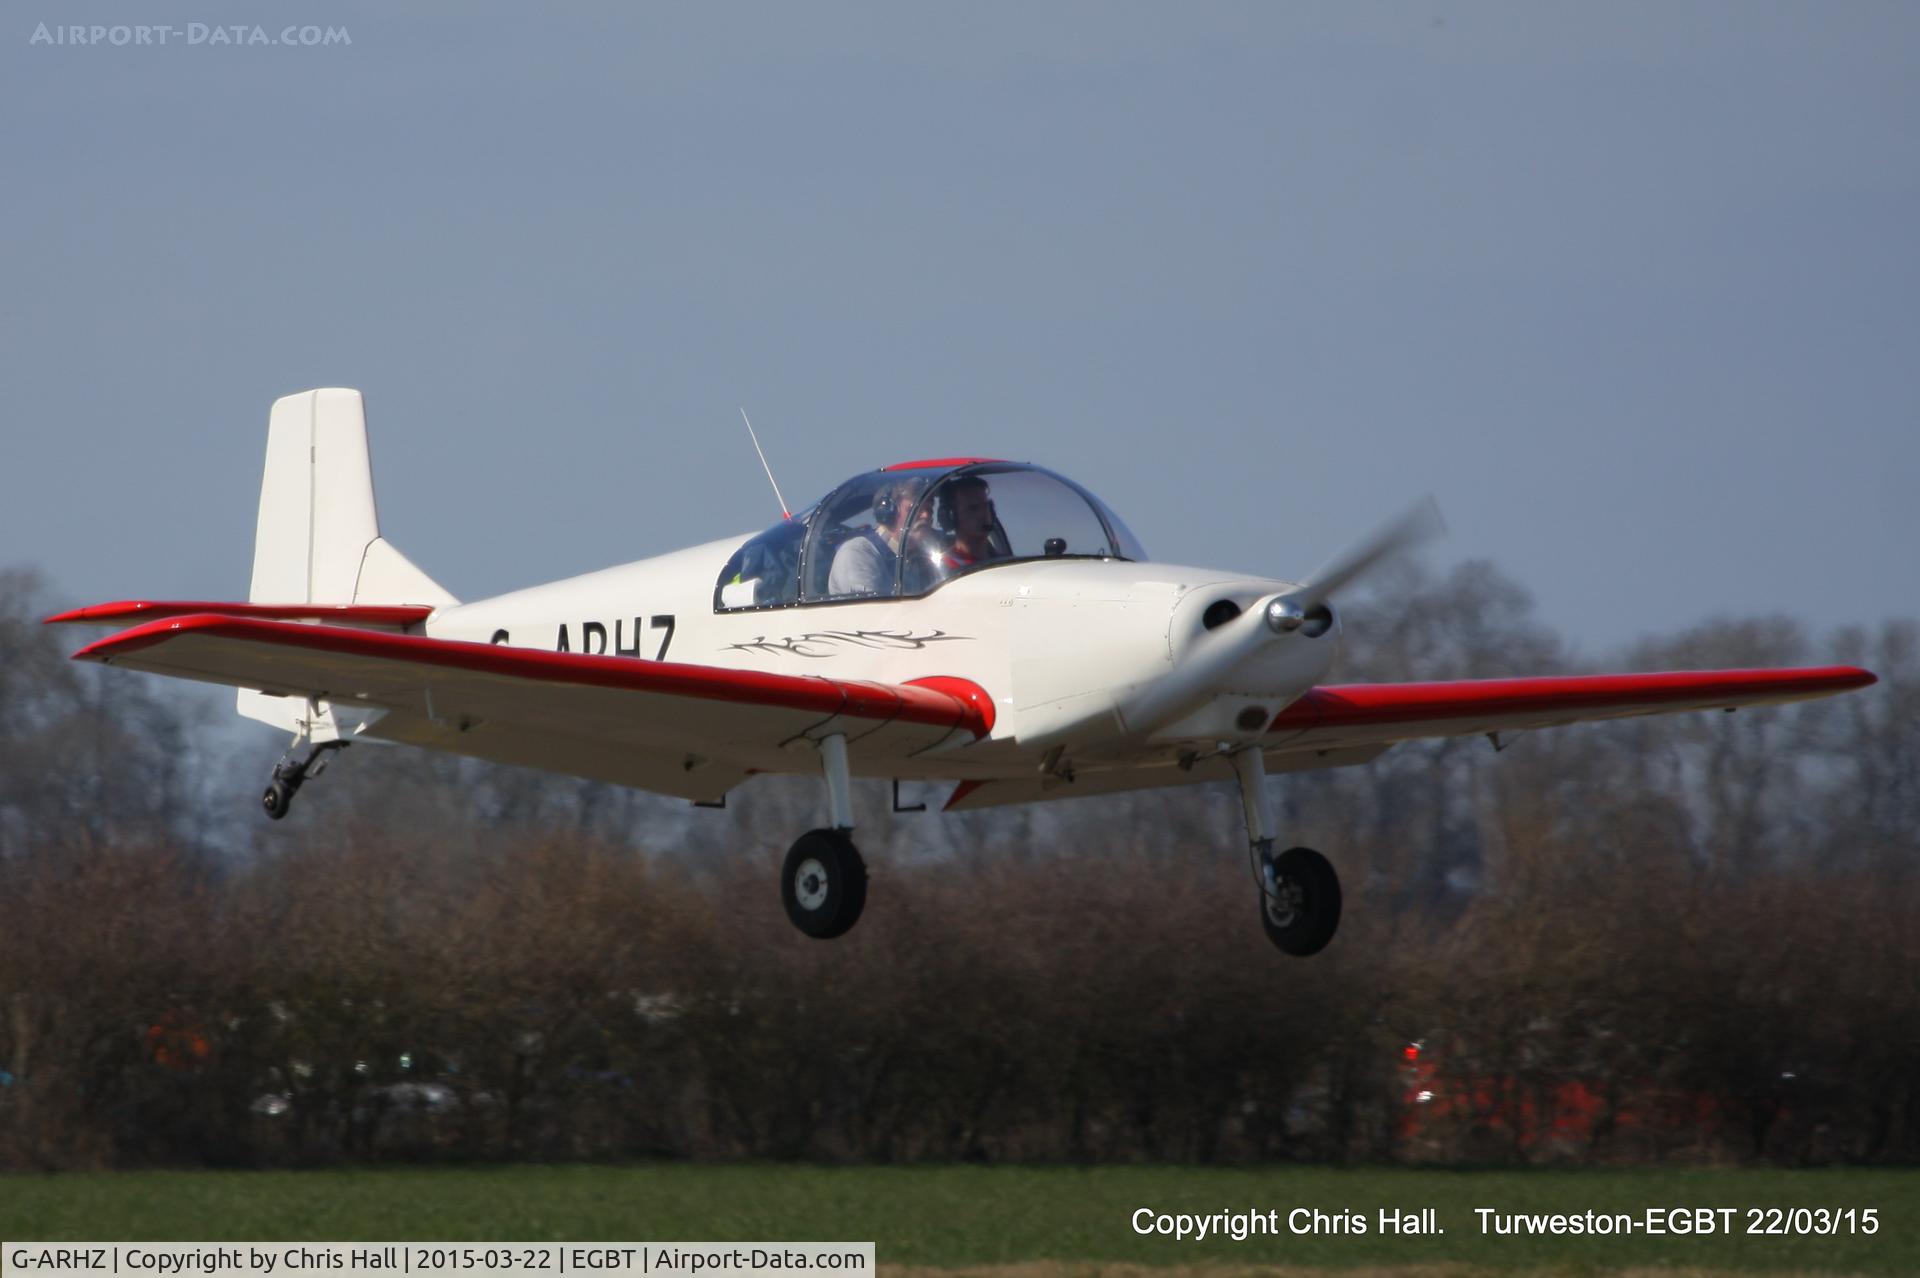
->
[[1291, 495, 1445, 610], [1117, 596, 1279, 735]]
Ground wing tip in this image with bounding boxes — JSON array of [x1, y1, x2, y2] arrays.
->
[[70, 614, 226, 662], [47, 599, 192, 626], [44, 602, 121, 625]]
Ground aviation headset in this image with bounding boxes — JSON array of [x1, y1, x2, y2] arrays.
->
[[873, 477, 927, 528]]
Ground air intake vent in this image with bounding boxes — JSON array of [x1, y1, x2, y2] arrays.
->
[[1202, 599, 1242, 630]]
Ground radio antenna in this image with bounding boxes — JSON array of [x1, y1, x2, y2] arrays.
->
[[739, 407, 791, 520]]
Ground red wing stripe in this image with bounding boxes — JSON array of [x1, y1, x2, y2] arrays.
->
[[1270, 666, 1877, 733], [905, 675, 999, 736], [45, 600, 435, 627], [73, 614, 994, 738]]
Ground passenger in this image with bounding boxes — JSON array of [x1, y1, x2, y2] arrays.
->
[[827, 476, 929, 597], [938, 475, 1002, 572]]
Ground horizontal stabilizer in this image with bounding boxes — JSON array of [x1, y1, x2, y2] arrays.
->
[[46, 600, 432, 628]]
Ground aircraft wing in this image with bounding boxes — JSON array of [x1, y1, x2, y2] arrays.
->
[[1264, 666, 1876, 751], [946, 666, 1873, 811], [69, 614, 993, 801]]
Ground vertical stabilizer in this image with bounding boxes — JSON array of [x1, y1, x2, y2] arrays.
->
[[240, 388, 456, 732], [249, 388, 377, 605]]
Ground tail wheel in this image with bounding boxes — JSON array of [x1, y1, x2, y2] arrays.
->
[[781, 829, 868, 940], [1259, 846, 1341, 956]]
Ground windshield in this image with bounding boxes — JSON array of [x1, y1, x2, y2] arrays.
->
[[714, 508, 810, 610], [714, 463, 1145, 611]]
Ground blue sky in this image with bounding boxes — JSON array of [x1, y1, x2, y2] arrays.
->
[[5, 1, 1916, 655]]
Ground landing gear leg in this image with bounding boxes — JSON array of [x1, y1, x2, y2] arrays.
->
[[780, 734, 868, 939], [1230, 746, 1341, 956], [261, 740, 348, 821]]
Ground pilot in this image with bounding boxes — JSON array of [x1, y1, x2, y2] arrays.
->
[[938, 475, 1001, 573], [828, 475, 930, 597]]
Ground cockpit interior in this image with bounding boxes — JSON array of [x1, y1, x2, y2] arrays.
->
[[715, 460, 1146, 611]]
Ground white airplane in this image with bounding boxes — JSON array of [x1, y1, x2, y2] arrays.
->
[[51, 389, 1876, 954]]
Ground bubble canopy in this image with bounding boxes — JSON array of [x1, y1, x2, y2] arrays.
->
[[715, 461, 1148, 611]]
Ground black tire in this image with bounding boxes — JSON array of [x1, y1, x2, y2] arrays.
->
[[262, 781, 293, 821], [1259, 846, 1341, 956], [781, 829, 868, 940]]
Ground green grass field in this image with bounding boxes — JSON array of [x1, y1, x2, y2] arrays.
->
[[0, 1166, 1913, 1276]]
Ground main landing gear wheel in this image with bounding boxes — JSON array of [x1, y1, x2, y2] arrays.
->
[[1259, 846, 1342, 957], [262, 780, 294, 820], [781, 829, 868, 940]]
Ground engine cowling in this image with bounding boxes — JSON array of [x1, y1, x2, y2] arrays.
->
[[1005, 565, 1338, 759]]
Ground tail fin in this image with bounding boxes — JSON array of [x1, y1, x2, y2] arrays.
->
[[248, 388, 455, 610], [241, 388, 456, 732]]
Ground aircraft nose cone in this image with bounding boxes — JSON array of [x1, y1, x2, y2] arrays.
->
[[1267, 598, 1305, 633]]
